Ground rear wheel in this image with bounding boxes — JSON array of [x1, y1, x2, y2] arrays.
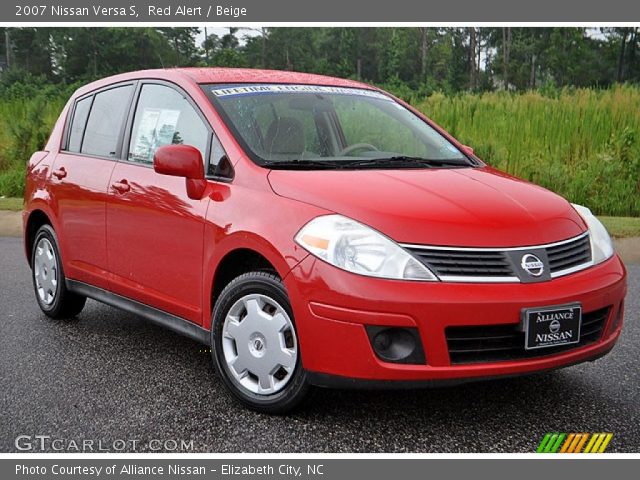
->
[[211, 271, 309, 414], [31, 224, 86, 319]]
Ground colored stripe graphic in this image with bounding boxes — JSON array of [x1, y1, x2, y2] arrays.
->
[[537, 433, 552, 453], [549, 433, 565, 453], [537, 433, 612, 453], [584, 433, 614, 453], [583, 433, 599, 453], [573, 433, 590, 453], [597, 433, 613, 453], [570, 434, 587, 453], [588, 433, 605, 453], [560, 433, 576, 453], [568, 433, 586, 453], [543, 433, 559, 453], [537, 433, 565, 453]]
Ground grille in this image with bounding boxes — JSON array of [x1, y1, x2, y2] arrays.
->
[[403, 233, 592, 281], [445, 306, 610, 365], [408, 249, 513, 278], [546, 234, 592, 273]]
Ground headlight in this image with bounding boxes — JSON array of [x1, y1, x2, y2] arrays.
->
[[295, 214, 438, 281], [571, 204, 614, 264]]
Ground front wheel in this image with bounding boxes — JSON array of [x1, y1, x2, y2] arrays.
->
[[211, 271, 309, 414]]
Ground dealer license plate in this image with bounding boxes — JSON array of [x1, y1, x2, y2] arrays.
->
[[524, 304, 581, 350]]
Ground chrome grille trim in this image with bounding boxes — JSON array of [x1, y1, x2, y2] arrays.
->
[[401, 232, 593, 283], [401, 231, 589, 252], [549, 260, 595, 279], [438, 275, 520, 283]]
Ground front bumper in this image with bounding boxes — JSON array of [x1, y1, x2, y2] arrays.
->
[[284, 254, 627, 384]]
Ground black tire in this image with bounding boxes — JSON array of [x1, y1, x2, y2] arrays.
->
[[31, 224, 86, 319], [211, 271, 309, 414]]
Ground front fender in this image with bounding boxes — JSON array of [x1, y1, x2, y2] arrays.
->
[[200, 179, 328, 328]]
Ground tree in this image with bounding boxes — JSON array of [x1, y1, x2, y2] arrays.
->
[[262, 28, 318, 72], [4, 28, 53, 77], [48, 28, 176, 81], [202, 31, 220, 65], [616, 28, 630, 82], [468, 27, 477, 89], [158, 28, 200, 67], [2, 27, 640, 94], [502, 27, 511, 89], [419, 28, 429, 81]]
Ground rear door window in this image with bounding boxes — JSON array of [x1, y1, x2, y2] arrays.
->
[[81, 85, 134, 158]]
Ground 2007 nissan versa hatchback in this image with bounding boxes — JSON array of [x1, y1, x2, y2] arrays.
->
[[24, 68, 627, 413]]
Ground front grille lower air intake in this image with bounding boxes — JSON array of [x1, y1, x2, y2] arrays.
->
[[445, 306, 610, 364]]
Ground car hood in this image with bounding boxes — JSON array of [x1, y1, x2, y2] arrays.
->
[[267, 166, 587, 247]]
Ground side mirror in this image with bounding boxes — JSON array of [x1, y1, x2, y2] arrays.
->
[[153, 144, 204, 179], [461, 145, 474, 156], [153, 144, 207, 200]]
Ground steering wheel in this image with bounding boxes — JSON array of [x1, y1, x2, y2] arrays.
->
[[338, 143, 379, 156]]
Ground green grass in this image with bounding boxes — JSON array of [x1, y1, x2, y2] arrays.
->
[[416, 85, 640, 217], [599, 216, 640, 238], [1, 85, 639, 216], [0, 94, 66, 197], [0, 197, 23, 211]]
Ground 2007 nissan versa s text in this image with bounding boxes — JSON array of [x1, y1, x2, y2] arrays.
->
[[23, 68, 627, 413]]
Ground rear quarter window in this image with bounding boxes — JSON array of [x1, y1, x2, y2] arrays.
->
[[67, 96, 92, 152]]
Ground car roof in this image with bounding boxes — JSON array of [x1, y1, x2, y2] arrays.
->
[[73, 67, 379, 98]]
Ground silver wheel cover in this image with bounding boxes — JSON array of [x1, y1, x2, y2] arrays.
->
[[34, 238, 58, 305], [221, 293, 298, 395]]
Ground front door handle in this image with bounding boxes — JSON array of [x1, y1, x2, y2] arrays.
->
[[52, 167, 67, 180], [111, 180, 130, 194]]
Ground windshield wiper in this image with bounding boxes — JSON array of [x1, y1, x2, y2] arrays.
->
[[338, 156, 470, 168], [262, 156, 470, 170], [262, 159, 342, 170]]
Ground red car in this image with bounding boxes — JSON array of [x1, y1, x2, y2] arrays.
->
[[23, 68, 626, 413]]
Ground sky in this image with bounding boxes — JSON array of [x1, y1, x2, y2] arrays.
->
[[196, 27, 261, 46]]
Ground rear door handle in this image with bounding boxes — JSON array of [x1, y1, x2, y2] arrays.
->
[[52, 167, 67, 180], [111, 180, 130, 194]]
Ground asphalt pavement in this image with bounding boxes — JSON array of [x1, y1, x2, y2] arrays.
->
[[1, 236, 638, 453]]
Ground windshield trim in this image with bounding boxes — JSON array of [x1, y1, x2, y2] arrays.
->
[[201, 82, 478, 170]]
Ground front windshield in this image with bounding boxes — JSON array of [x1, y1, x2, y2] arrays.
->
[[204, 84, 472, 169]]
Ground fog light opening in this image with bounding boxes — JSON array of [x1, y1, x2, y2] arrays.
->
[[366, 326, 426, 365]]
